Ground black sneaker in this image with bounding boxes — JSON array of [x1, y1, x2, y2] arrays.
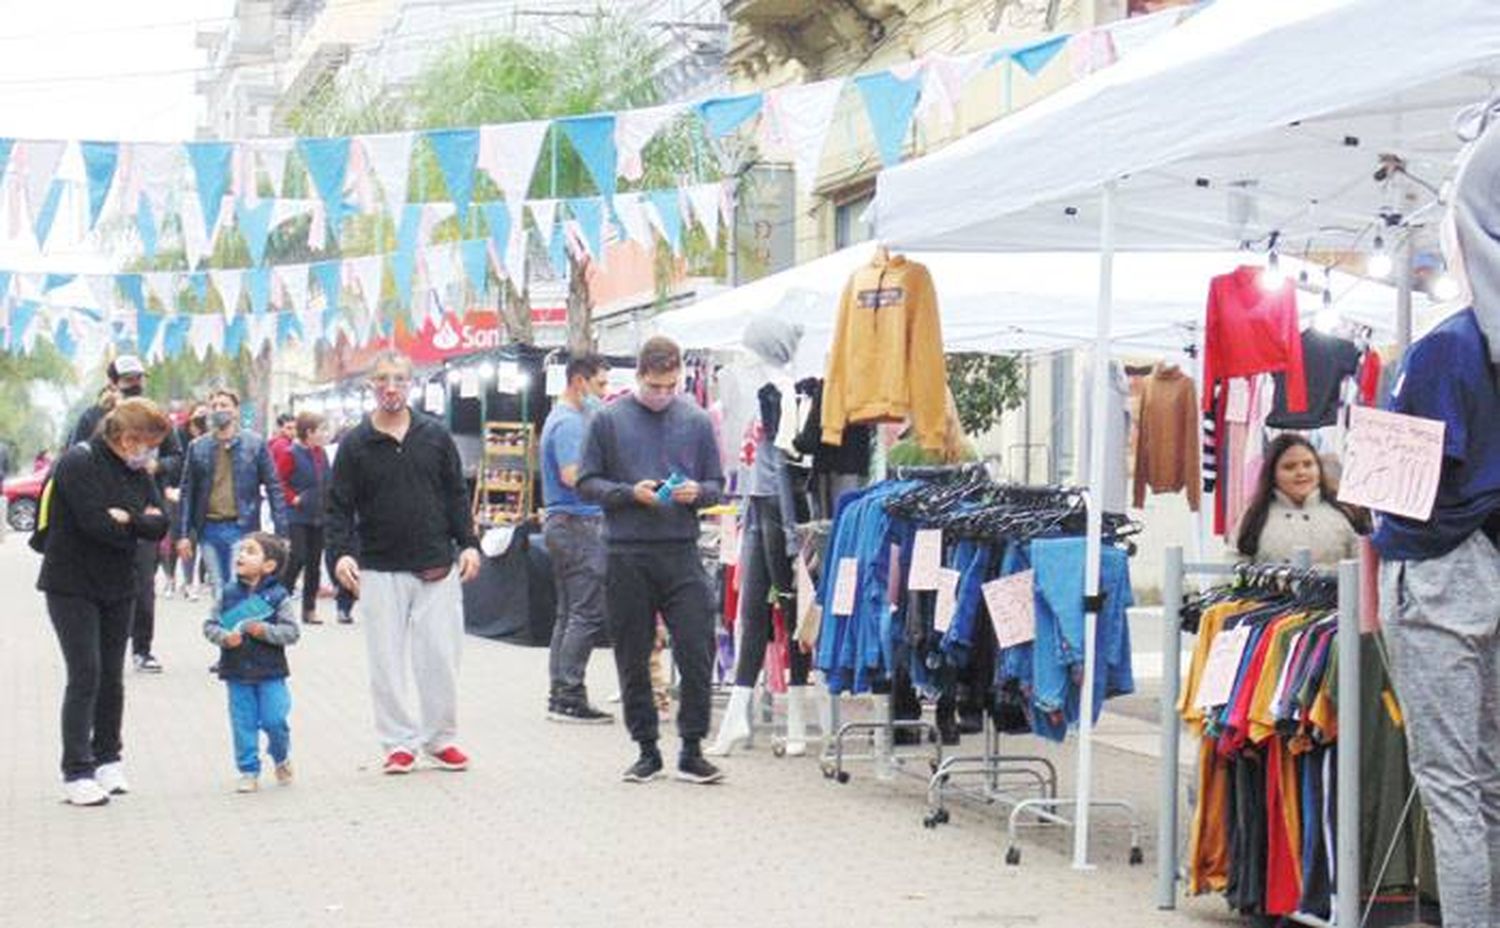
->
[[337, 609, 354, 624], [548, 702, 614, 725], [676, 753, 725, 785], [621, 751, 664, 784]]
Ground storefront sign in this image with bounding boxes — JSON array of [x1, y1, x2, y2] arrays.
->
[[1340, 406, 1445, 521]]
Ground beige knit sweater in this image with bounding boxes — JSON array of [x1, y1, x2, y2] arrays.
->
[[1247, 490, 1360, 567]]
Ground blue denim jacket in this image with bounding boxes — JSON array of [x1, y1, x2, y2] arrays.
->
[[177, 430, 289, 538]]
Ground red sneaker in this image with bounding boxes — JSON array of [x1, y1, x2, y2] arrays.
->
[[382, 750, 416, 775], [429, 745, 469, 771]]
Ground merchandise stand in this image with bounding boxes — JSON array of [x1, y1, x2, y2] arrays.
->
[[923, 719, 1059, 830], [1156, 545, 1361, 928], [819, 694, 943, 785]]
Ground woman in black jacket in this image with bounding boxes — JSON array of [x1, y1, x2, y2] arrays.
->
[[37, 398, 173, 806]]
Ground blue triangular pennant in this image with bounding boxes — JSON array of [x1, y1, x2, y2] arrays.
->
[[118, 274, 146, 314], [558, 115, 618, 201], [548, 223, 569, 279], [245, 267, 272, 316], [33, 180, 64, 247], [54, 320, 77, 360], [481, 202, 511, 274], [8, 301, 39, 351], [186, 141, 234, 235], [459, 239, 490, 294], [696, 93, 764, 138], [224, 315, 247, 357], [43, 273, 74, 293], [854, 71, 925, 167], [236, 198, 276, 265], [566, 197, 605, 261], [425, 128, 480, 220], [188, 272, 209, 304], [1010, 35, 1068, 76], [311, 260, 342, 311], [0, 272, 11, 303], [80, 141, 119, 230], [0, 139, 13, 185], [136, 193, 159, 258], [297, 137, 352, 237], [392, 204, 421, 310], [646, 190, 683, 254], [277, 311, 302, 347], [163, 315, 191, 359], [136, 311, 165, 356]]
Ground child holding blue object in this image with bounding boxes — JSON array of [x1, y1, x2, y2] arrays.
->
[[202, 532, 301, 793]]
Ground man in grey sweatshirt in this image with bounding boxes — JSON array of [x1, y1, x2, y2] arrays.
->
[[578, 336, 726, 785]]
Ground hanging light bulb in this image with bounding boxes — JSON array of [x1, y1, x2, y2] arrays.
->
[[1432, 273, 1462, 301], [1367, 235, 1393, 279], [1261, 249, 1289, 291], [1314, 286, 1340, 333], [477, 361, 496, 381]]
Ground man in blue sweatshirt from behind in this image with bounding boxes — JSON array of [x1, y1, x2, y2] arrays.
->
[[579, 336, 726, 784]]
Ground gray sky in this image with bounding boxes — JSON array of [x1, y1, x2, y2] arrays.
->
[[0, 0, 235, 141]]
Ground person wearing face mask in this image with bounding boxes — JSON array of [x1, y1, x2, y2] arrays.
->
[[579, 336, 727, 785], [326, 351, 482, 775], [176, 388, 289, 594], [37, 398, 173, 806], [276, 412, 333, 625], [67, 355, 183, 674], [540, 353, 613, 724], [1234, 434, 1367, 567]]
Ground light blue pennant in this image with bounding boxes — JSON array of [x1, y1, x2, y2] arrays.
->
[[186, 141, 234, 235], [854, 70, 925, 167], [53, 320, 77, 360], [43, 273, 74, 293], [80, 141, 119, 230], [118, 274, 146, 314], [163, 315, 191, 359], [1010, 35, 1068, 76], [0, 139, 13, 186], [136, 311, 165, 357], [236, 198, 276, 266], [391, 204, 421, 310], [136, 194, 159, 258], [33, 180, 64, 247], [426, 128, 480, 220], [245, 267, 272, 316], [480, 202, 511, 272], [0, 272, 11, 303], [311, 260, 343, 312], [566, 197, 605, 261], [224, 315, 247, 357], [558, 115, 618, 201], [277, 311, 302, 346], [697, 93, 764, 138], [548, 223, 569, 279], [188, 272, 209, 304], [460, 239, 489, 294], [646, 189, 683, 254], [297, 137, 352, 237], [8, 301, 39, 351]]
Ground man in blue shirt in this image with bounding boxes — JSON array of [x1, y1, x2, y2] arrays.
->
[[1373, 106, 1500, 928], [541, 354, 612, 724]]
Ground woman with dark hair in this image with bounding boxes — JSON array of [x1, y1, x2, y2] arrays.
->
[[1235, 433, 1368, 566], [37, 397, 173, 806]]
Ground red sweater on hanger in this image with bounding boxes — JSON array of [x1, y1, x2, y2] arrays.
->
[[1202, 266, 1307, 414]]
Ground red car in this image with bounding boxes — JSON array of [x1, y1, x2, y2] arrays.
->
[[4, 468, 47, 532]]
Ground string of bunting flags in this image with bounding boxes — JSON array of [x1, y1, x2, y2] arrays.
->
[[0, 6, 1196, 362]]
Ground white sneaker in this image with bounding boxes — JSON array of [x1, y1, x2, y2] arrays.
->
[[63, 778, 110, 806], [235, 774, 259, 793], [94, 762, 129, 796]]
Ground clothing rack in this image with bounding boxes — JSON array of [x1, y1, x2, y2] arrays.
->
[[1157, 545, 1361, 928]]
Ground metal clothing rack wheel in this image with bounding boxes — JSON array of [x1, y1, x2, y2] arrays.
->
[[923, 716, 1059, 829], [818, 693, 943, 785]]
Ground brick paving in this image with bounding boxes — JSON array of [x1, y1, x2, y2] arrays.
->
[[0, 537, 1238, 928]]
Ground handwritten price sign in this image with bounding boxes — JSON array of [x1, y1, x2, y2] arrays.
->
[[1339, 406, 1445, 521]]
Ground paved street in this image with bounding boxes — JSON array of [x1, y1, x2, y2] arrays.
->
[[0, 537, 1236, 928]]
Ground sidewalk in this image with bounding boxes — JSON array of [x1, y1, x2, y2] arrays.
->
[[0, 538, 1235, 928]]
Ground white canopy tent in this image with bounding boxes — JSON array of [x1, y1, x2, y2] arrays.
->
[[868, 0, 1500, 906]]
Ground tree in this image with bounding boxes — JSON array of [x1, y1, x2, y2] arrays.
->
[[0, 343, 76, 466], [946, 352, 1026, 437]]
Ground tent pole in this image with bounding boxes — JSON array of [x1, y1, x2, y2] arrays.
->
[[1397, 235, 1414, 357], [1074, 179, 1117, 870]]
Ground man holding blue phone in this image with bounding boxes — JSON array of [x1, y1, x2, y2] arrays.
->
[[579, 336, 726, 785]]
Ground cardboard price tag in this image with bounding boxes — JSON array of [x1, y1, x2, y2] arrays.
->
[[831, 558, 859, 617], [1340, 406, 1445, 521], [983, 570, 1036, 648], [932, 567, 961, 633], [908, 529, 944, 591], [719, 515, 740, 566], [1195, 625, 1253, 710]]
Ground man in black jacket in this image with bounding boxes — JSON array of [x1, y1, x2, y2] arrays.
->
[[327, 351, 481, 775]]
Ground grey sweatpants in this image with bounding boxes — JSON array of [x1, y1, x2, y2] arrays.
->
[[360, 569, 464, 754], [1380, 531, 1500, 928], [544, 513, 606, 704]]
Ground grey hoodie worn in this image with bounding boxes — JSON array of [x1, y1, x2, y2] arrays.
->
[[1451, 95, 1500, 362]]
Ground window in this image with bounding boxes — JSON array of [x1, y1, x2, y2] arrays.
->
[[834, 189, 875, 250]]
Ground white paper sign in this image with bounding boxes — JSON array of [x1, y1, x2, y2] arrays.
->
[[719, 515, 740, 566], [831, 558, 859, 617], [932, 567, 961, 633], [983, 570, 1036, 648], [1340, 406, 1445, 521], [545, 365, 566, 396], [908, 529, 944, 591], [459, 368, 480, 399], [423, 381, 446, 415], [796, 552, 816, 628], [1194, 625, 1253, 710]]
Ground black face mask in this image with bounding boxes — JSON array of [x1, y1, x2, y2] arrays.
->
[[119, 384, 144, 398]]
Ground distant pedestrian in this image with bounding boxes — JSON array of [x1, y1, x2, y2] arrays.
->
[[327, 351, 481, 775], [579, 336, 727, 785], [202, 532, 301, 793], [541, 353, 613, 724], [176, 388, 288, 590], [276, 411, 332, 625], [267, 412, 296, 477], [36, 398, 173, 806]]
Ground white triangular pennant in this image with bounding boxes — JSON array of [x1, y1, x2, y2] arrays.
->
[[252, 138, 294, 196], [249, 312, 277, 355], [360, 132, 415, 220], [125, 142, 180, 217], [278, 264, 310, 315], [179, 195, 213, 267], [762, 78, 845, 194], [350, 254, 384, 314], [421, 244, 461, 300], [478, 120, 549, 231], [420, 202, 456, 247], [529, 199, 559, 246], [86, 275, 117, 314], [271, 198, 313, 229], [1103, 7, 1184, 59], [616, 102, 687, 182], [189, 315, 220, 361], [504, 225, 528, 288], [613, 192, 652, 246], [21, 140, 67, 222], [210, 268, 244, 321], [685, 183, 724, 248], [917, 54, 983, 129], [144, 271, 177, 312], [642, 191, 680, 246]]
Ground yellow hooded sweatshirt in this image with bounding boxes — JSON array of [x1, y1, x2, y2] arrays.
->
[[821, 251, 947, 452]]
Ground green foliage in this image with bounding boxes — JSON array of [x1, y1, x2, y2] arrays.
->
[[0, 342, 75, 466], [946, 352, 1026, 437]]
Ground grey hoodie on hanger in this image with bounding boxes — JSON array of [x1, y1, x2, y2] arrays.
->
[[1452, 95, 1500, 362]]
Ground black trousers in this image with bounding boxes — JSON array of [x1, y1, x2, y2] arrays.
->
[[47, 593, 134, 780], [733, 495, 810, 688], [288, 523, 325, 616], [606, 544, 715, 748], [130, 540, 158, 657]]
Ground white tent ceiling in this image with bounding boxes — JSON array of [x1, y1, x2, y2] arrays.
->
[[872, 0, 1500, 254]]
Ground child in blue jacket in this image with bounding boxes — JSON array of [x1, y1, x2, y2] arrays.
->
[[203, 532, 301, 793]]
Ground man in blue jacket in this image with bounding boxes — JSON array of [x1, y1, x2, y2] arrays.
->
[[176, 387, 288, 591]]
